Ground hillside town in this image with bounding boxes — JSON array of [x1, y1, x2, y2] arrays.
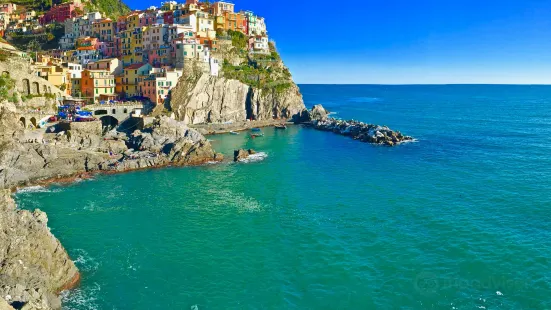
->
[[0, 0, 270, 106]]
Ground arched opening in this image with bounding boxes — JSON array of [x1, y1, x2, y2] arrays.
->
[[30, 117, 37, 129], [19, 117, 25, 128], [32, 82, 40, 95], [48, 86, 51, 94], [22, 79, 30, 95], [123, 108, 128, 114], [100, 115, 119, 131], [94, 109, 108, 116], [43, 85, 47, 94], [112, 109, 116, 114]]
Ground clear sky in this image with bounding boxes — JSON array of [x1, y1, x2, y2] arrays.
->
[[130, 0, 551, 84]]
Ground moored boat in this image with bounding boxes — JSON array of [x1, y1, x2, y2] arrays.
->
[[229, 131, 239, 135], [275, 124, 287, 129]]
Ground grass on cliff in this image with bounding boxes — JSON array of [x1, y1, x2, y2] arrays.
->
[[221, 42, 293, 93], [8, 23, 64, 51], [86, 0, 130, 19]]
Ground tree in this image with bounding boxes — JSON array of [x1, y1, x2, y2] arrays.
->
[[27, 39, 41, 62]]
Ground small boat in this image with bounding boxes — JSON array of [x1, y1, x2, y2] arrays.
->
[[229, 131, 239, 135], [251, 128, 262, 132], [275, 124, 287, 129], [250, 133, 264, 138]]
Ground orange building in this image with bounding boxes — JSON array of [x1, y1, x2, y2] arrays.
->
[[222, 11, 247, 34], [81, 69, 116, 101]]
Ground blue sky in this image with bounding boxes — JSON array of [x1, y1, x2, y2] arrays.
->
[[131, 0, 551, 84]]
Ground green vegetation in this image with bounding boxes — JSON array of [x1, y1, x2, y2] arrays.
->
[[226, 30, 248, 51], [0, 75, 15, 100], [8, 0, 52, 13], [8, 23, 64, 51], [222, 53, 293, 94], [88, 0, 131, 19]]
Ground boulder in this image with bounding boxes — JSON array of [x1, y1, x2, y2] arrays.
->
[[310, 104, 329, 121], [234, 149, 256, 162]]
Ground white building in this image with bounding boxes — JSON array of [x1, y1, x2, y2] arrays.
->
[[63, 62, 83, 78]]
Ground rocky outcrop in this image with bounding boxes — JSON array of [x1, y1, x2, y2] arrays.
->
[[0, 104, 221, 309], [0, 191, 79, 310], [169, 74, 305, 125], [234, 149, 256, 162], [304, 105, 414, 146], [0, 102, 221, 189], [309, 104, 329, 121]]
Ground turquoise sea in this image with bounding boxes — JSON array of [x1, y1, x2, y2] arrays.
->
[[16, 85, 551, 309]]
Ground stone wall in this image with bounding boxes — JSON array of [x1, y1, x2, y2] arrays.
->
[[0, 57, 64, 99]]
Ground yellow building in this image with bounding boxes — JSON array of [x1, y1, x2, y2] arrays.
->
[[35, 64, 69, 93], [92, 18, 115, 42], [121, 27, 145, 65], [122, 63, 152, 98]]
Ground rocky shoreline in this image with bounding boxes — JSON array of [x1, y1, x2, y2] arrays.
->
[[0, 101, 224, 309], [303, 105, 414, 146]]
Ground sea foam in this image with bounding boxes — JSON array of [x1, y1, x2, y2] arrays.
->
[[238, 152, 268, 163]]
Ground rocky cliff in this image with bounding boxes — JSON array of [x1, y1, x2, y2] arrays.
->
[[168, 41, 306, 124], [0, 191, 79, 310], [169, 74, 304, 124]]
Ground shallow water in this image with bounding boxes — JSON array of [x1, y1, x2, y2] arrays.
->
[[16, 85, 551, 309]]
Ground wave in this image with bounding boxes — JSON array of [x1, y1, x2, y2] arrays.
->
[[237, 152, 268, 163], [72, 249, 100, 273], [398, 138, 419, 144], [16, 186, 51, 193], [60, 282, 101, 310]]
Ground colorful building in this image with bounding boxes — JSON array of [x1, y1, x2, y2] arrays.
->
[[0, 3, 17, 14], [123, 63, 152, 98], [211, 2, 235, 16], [86, 58, 122, 75], [39, 2, 82, 25], [81, 69, 116, 100], [92, 18, 115, 42], [139, 68, 182, 104]]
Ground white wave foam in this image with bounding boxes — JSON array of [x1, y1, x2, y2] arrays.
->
[[398, 138, 419, 144], [60, 282, 101, 310], [238, 152, 268, 163], [72, 249, 99, 273], [16, 186, 50, 193], [349, 97, 381, 103]]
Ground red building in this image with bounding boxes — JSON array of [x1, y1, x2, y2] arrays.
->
[[39, 2, 82, 25], [163, 11, 174, 25]]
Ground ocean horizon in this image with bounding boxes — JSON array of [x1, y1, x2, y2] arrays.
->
[[16, 84, 551, 309]]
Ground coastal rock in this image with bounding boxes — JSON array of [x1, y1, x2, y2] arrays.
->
[[305, 105, 414, 146], [0, 190, 79, 310], [169, 73, 305, 124], [309, 104, 329, 121], [234, 149, 256, 162]]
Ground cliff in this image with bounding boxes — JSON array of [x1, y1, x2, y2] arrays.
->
[[168, 40, 306, 124], [169, 74, 304, 124], [0, 191, 79, 310]]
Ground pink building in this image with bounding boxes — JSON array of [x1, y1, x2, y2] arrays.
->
[[147, 45, 171, 67], [139, 12, 156, 27], [0, 3, 16, 14], [39, 2, 82, 25]]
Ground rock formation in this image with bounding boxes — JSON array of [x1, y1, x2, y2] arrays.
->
[[234, 149, 256, 162], [169, 74, 305, 125], [0, 191, 79, 310], [304, 105, 414, 146]]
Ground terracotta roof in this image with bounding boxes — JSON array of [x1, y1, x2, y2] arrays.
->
[[77, 46, 96, 50]]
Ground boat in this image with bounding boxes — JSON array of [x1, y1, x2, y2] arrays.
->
[[229, 131, 239, 135], [275, 124, 287, 129], [250, 133, 264, 138], [251, 128, 262, 132]]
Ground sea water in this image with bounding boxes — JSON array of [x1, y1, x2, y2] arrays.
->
[[16, 85, 551, 309]]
